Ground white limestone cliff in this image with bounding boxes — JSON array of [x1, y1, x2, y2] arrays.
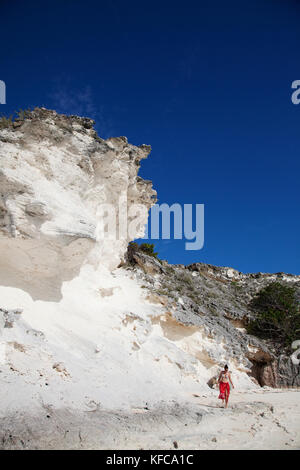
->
[[2, 108, 298, 449], [0, 108, 155, 300]]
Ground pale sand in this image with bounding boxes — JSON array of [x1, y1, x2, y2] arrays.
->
[[181, 388, 300, 450], [1, 389, 299, 449], [120, 389, 300, 450]]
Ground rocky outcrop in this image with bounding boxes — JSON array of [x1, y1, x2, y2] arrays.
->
[[276, 355, 300, 387], [125, 242, 166, 275], [0, 307, 23, 329], [125, 244, 300, 388], [0, 108, 156, 300]]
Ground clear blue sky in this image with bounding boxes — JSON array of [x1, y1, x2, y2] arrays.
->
[[1, 0, 300, 274]]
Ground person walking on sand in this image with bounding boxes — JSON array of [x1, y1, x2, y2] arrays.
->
[[218, 364, 234, 408]]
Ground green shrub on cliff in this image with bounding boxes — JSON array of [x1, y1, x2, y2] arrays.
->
[[247, 282, 300, 348], [139, 243, 159, 259], [0, 115, 13, 129]]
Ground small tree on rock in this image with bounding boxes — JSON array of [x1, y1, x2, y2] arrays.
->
[[247, 282, 300, 349]]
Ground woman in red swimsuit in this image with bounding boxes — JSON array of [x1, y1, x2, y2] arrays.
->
[[218, 364, 234, 408]]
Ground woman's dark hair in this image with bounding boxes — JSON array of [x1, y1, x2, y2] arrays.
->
[[224, 364, 228, 370]]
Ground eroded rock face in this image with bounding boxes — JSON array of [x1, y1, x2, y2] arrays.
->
[[125, 244, 300, 388], [0, 108, 156, 300]]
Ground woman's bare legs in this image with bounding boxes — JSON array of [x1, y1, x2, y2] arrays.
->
[[225, 389, 229, 408]]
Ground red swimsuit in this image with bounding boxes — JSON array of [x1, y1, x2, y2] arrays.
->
[[218, 372, 230, 400]]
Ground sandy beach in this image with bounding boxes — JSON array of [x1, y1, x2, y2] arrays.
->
[[1, 388, 299, 449], [181, 388, 300, 450], [122, 388, 300, 450]]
